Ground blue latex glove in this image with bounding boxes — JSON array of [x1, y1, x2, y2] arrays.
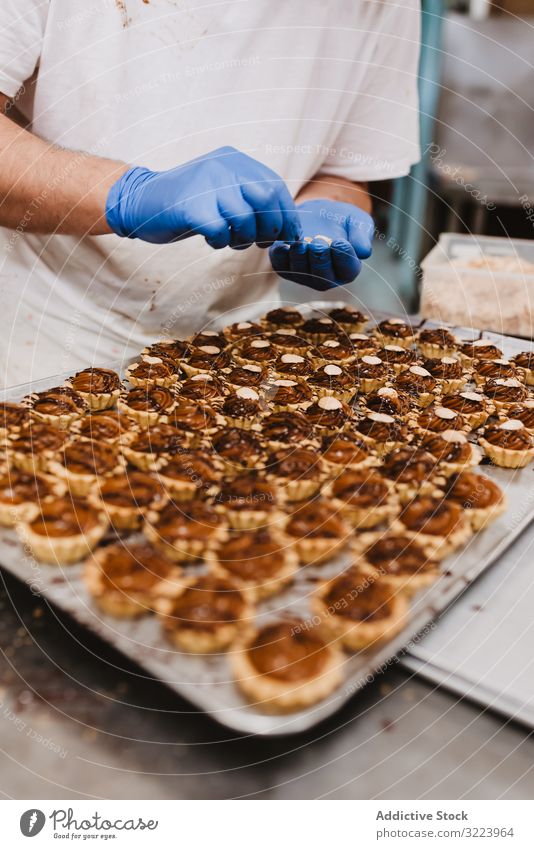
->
[[270, 199, 374, 290], [105, 146, 301, 248]]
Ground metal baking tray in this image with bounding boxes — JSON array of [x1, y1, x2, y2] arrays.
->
[[1, 302, 533, 736]]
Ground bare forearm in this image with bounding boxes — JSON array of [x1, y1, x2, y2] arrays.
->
[[296, 174, 372, 214], [0, 98, 127, 235]]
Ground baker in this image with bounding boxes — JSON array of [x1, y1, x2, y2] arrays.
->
[[0, 0, 420, 385]]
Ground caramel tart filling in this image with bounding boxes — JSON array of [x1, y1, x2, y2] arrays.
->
[[247, 621, 330, 681]]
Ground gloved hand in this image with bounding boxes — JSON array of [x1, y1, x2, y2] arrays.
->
[[105, 145, 301, 248], [269, 199, 374, 290]]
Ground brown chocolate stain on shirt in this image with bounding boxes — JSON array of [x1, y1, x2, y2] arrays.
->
[[115, 1, 131, 27]]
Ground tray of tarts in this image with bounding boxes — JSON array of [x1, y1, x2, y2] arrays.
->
[[0, 302, 533, 735]]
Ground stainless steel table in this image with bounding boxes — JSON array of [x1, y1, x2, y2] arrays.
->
[[1, 566, 533, 800]]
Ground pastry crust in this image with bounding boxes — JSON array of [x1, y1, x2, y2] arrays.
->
[[393, 496, 472, 557], [232, 622, 343, 712], [284, 497, 351, 564], [206, 529, 298, 599], [445, 471, 507, 530], [18, 497, 108, 565], [0, 470, 65, 527], [479, 420, 534, 468], [84, 541, 183, 617], [351, 532, 440, 595], [66, 367, 123, 410], [144, 499, 227, 561], [313, 568, 410, 651], [156, 575, 254, 652]]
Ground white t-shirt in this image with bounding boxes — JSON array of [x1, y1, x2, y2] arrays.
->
[[0, 0, 420, 385]]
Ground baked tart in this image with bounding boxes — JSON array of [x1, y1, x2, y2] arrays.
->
[[380, 446, 444, 501], [0, 468, 65, 526], [373, 317, 416, 349], [261, 410, 317, 450], [326, 469, 396, 528], [482, 377, 528, 411], [394, 495, 471, 557], [88, 469, 167, 529], [272, 352, 312, 381], [379, 344, 419, 374], [264, 378, 313, 412], [190, 329, 227, 349], [445, 471, 506, 530], [18, 495, 108, 564], [360, 386, 412, 418], [511, 351, 534, 385], [304, 396, 353, 435], [352, 532, 440, 594], [313, 567, 409, 650], [8, 421, 68, 473], [459, 339, 503, 363], [349, 332, 381, 356], [125, 357, 179, 388], [419, 430, 482, 474], [181, 344, 230, 376], [167, 400, 221, 442], [177, 373, 227, 407], [221, 387, 265, 428], [221, 364, 265, 391], [210, 426, 266, 473], [268, 329, 311, 356], [421, 356, 467, 394], [122, 423, 185, 470], [215, 472, 281, 529], [26, 386, 87, 428], [118, 385, 177, 426], [224, 320, 264, 342], [49, 439, 124, 496], [261, 306, 303, 330], [320, 433, 377, 473], [265, 447, 326, 501], [232, 338, 275, 367], [499, 401, 534, 433], [284, 497, 350, 564], [311, 338, 355, 365], [409, 404, 468, 434], [328, 305, 368, 332], [84, 540, 182, 617], [71, 410, 137, 444], [473, 358, 518, 387], [157, 574, 252, 653], [0, 402, 32, 441], [307, 364, 355, 402], [141, 338, 190, 364], [417, 327, 458, 358], [351, 355, 391, 393], [478, 419, 534, 468], [157, 450, 222, 500], [439, 390, 494, 429], [391, 365, 438, 407], [300, 316, 336, 343], [207, 528, 298, 599], [144, 499, 226, 562], [232, 620, 343, 711], [66, 367, 123, 411], [353, 412, 409, 455]]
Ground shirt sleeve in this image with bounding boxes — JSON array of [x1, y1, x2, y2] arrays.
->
[[320, 0, 421, 182], [0, 0, 48, 98]]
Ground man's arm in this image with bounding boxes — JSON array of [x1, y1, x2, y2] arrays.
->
[[0, 93, 124, 235], [296, 174, 372, 215], [0, 95, 300, 247]]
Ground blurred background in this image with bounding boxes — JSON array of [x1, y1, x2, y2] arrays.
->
[[283, 0, 534, 332]]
